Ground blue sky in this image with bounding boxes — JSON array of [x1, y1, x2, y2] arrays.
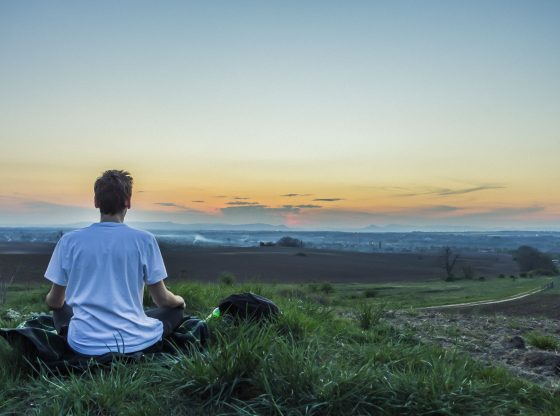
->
[[1, 1, 559, 229]]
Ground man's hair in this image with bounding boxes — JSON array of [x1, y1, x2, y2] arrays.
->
[[94, 170, 133, 215]]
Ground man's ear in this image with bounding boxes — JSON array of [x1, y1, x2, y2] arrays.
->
[[94, 196, 99, 208], [125, 197, 131, 209]]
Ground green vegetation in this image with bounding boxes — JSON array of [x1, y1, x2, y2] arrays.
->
[[1, 277, 559, 415], [526, 332, 559, 351], [332, 276, 553, 309]]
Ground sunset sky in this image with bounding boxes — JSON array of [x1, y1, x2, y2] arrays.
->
[[1, 1, 559, 230]]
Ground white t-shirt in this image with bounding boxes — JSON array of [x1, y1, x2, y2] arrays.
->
[[44, 222, 166, 356]]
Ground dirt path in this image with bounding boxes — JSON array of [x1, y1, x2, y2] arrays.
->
[[421, 285, 550, 310]]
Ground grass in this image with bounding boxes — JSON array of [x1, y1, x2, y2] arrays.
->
[[1, 279, 560, 414], [333, 275, 554, 309], [526, 332, 559, 351]]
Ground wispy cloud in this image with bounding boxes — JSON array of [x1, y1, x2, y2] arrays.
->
[[220, 204, 301, 223], [225, 201, 261, 206], [233, 196, 250, 200], [397, 184, 505, 197], [313, 198, 344, 202], [155, 202, 187, 208], [413, 205, 462, 214], [283, 204, 322, 209], [154, 202, 203, 213], [281, 193, 313, 197], [191, 200, 205, 203]]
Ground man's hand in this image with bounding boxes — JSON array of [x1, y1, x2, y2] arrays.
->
[[174, 295, 186, 309]]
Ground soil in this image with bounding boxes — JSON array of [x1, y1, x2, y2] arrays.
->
[[385, 307, 560, 388], [386, 290, 560, 388]]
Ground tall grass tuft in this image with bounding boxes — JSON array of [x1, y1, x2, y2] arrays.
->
[[355, 303, 384, 330], [526, 332, 559, 351]]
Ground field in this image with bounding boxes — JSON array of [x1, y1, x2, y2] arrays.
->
[[0, 242, 519, 284], [1, 274, 560, 415]]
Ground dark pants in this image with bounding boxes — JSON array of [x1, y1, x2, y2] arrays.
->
[[53, 303, 184, 353]]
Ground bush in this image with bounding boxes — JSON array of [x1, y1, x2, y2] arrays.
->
[[276, 236, 304, 248], [478, 276, 486, 281], [498, 274, 505, 279], [513, 246, 558, 275], [259, 241, 275, 247], [218, 272, 236, 285]]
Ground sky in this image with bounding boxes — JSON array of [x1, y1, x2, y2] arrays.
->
[[1, 1, 559, 230]]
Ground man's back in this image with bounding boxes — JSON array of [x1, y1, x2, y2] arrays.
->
[[45, 222, 167, 355]]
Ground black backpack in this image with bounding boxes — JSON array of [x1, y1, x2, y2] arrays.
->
[[218, 293, 280, 321]]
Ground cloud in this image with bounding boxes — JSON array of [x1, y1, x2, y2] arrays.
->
[[154, 202, 204, 213], [313, 198, 344, 202], [220, 205, 300, 223], [233, 196, 250, 200], [437, 185, 505, 196], [283, 204, 322, 209], [412, 205, 462, 214], [281, 193, 313, 197], [191, 200, 205, 203], [214, 195, 228, 198], [155, 202, 186, 208], [225, 201, 261, 206], [397, 184, 505, 198]]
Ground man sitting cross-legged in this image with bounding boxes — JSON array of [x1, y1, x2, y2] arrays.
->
[[44, 169, 185, 356]]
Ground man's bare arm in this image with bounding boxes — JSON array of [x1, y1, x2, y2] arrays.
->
[[147, 281, 185, 309], [45, 283, 66, 310]]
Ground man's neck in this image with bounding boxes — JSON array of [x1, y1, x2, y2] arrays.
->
[[100, 210, 126, 223]]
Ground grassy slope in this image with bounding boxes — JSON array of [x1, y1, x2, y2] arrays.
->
[[1, 279, 559, 415]]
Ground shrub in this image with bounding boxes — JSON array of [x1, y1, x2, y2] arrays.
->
[[513, 246, 558, 275], [218, 272, 236, 285], [276, 236, 304, 248], [478, 276, 486, 281], [526, 332, 559, 351], [498, 273, 505, 279]]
